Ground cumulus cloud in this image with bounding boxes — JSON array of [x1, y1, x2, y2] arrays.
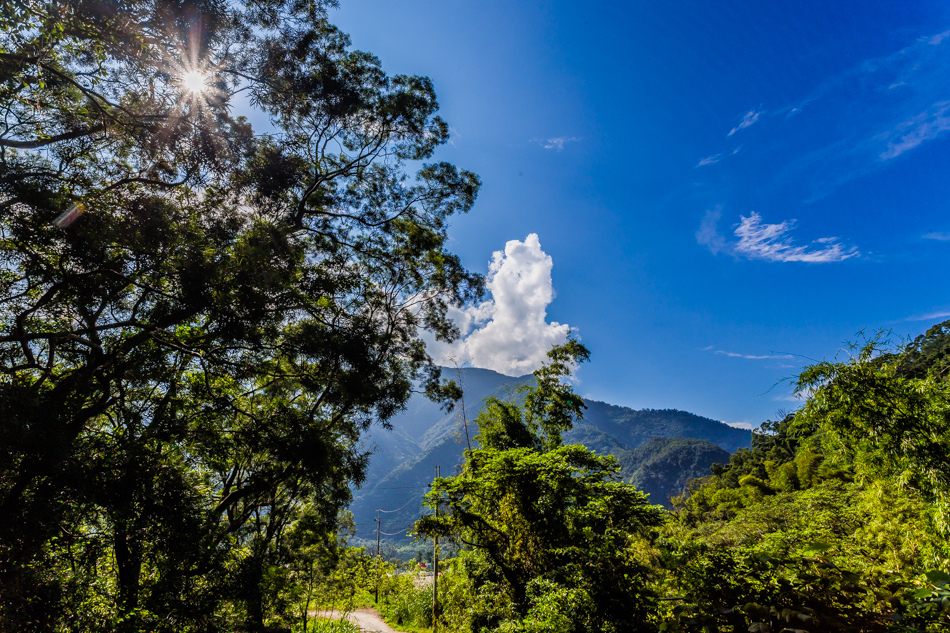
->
[[728, 108, 764, 136], [429, 234, 572, 376], [697, 210, 858, 263]]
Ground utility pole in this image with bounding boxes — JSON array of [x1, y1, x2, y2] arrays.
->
[[375, 511, 381, 604], [432, 465, 440, 633]]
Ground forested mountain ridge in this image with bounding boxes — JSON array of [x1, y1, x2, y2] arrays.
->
[[619, 437, 731, 507], [350, 367, 750, 538]]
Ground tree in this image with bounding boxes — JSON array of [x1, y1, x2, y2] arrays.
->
[[417, 342, 665, 633], [0, 1, 480, 629], [795, 334, 950, 518]]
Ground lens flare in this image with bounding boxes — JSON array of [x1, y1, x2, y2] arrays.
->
[[181, 70, 207, 95]]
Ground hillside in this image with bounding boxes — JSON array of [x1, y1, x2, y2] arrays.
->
[[617, 437, 731, 507], [350, 367, 750, 542]]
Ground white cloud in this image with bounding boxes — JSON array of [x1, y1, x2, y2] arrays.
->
[[762, 31, 950, 199], [724, 420, 756, 430], [928, 30, 950, 45], [773, 394, 806, 402], [539, 136, 580, 151], [923, 231, 950, 241], [702, 345, 794, 360], [734, 213, 858, 263], [728, 108, 764, 136], [696, 153, 722, 167], [697, 210, 859, 263], [879, 101, 950, 160], [695, 208, 728, 255], [715, 350, 795, 360], [905, 310, 950, 322], [428, 234, 572, 376]]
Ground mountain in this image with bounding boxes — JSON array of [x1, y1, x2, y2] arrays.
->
[[617, 437, 731, 507], [350, 367, 751, 543]]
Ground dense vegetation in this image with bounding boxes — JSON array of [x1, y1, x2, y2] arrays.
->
[[391, 328, 950, 633], [0, 0, 478, 630], [310, 327, 950, 633]]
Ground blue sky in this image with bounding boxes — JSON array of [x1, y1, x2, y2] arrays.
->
[[332, 0, 950, 428]]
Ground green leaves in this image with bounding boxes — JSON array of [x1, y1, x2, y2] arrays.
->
[[1, 1, 481, 629], [801, 541, 831, 556], [417, 344, 663, 632]]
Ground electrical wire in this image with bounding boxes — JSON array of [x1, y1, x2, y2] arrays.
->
[[377, 498, 417, 514]]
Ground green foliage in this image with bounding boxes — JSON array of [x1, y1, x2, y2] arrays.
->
[[0, 0, 480, 630], [417, 343, 664, 632], [795, 336, 950, 523], [660, 324, 950, 632], [306, 620, 362, 633]]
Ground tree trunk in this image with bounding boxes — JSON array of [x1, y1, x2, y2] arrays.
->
[[243, 556, 266, 633], [114, 523, 143, 620]]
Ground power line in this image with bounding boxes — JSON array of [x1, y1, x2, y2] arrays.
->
[[378, 498, 417, 513], [379, 527, 414, 536]]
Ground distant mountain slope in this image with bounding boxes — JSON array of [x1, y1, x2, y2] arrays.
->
[[579, 403, 751, 453], [350, 367, 751, 543], [617, 437, 731, 507]]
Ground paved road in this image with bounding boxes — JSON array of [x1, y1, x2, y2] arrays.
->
[[313, 608, 405, 633]]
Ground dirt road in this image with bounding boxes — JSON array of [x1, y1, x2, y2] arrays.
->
[[312, 608, 406, 633]]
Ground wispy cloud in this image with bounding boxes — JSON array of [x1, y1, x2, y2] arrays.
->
[[760, 29, 950, 200], [923, 231, 950, 241], [878, 101, 950, 160], [697, 210, 859, 263], [905, 310, 950, 322], [773, 394, 806, 402], [928, 30, 950, 45], [735, 213, 858, 262], [728, 108, 764, 136], [696, 147, 740, 167], [695, 208, 728, 254], [702, 345, 794, 360], [538, 136, 580, 151]]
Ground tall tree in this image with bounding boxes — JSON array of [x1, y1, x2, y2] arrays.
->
[[0, 0, 480, 629], [418, 342, 664, 633]]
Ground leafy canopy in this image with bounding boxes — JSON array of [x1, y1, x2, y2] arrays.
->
[[417, 342, 664, 633], [0, 0, 480, 630]]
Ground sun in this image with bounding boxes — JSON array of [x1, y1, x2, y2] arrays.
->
[[180, 70, 208, 95]]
